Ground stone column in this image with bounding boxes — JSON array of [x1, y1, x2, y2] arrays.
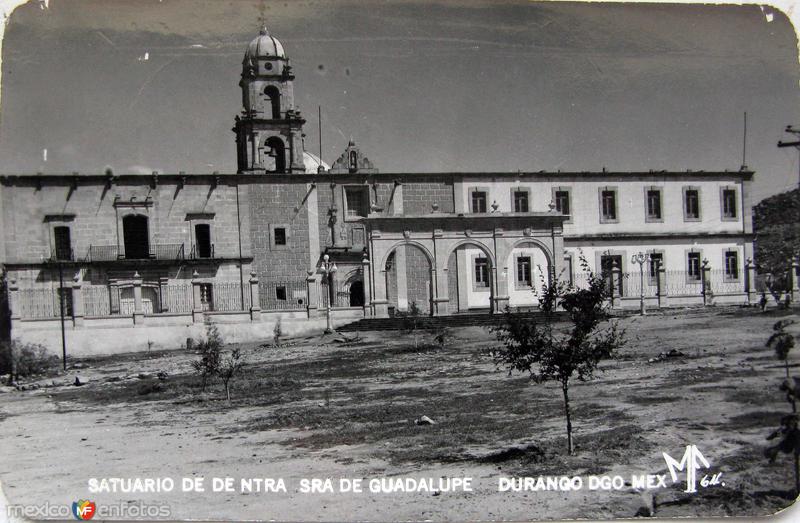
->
[[7, 278, 20, 322], [158, 276, 169, 313], [132, 272, 144, 324], [701, 259, 711, 306], [249, 272, 261, 321], [373, 269, 389, 318], [492, 265, 510, 314], [361, 257, 373, 317], [611, 261, 622, 308], [394, 247, 408, 312], [433, 266, 450, 316], [306, 271, 319, 318], [745, 258, 757, 305], [790, 257, 799, 304], [657, 264, 667, 309], [191, 270, 203, 323], [71, 273, 84, 327]]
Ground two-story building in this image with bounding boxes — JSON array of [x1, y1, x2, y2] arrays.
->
[[0, 26, 755, 355]]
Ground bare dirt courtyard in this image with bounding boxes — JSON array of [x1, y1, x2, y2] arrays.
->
[[1, 308, 799, 521]]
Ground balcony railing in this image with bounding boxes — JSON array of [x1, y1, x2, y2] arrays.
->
[[87, 243, 185, 262], [46, 248, 75, 263], [87, 245, 119, 262], [190, 243, 215, 260]]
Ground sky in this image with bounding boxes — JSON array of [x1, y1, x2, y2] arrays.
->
[[0, 0, 798, 202]]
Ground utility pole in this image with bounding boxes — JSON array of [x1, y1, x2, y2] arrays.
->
[[777, 125, 800, 189]]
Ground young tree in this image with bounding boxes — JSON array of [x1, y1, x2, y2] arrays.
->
[[492, 259, 625, 454], [402, 301, 425, 349], [191, 320, 223, 392], [273, 317, 283, 348], [219, 348, 245, 402], [765, 319, 800, 495]]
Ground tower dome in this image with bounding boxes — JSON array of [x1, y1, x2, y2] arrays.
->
[[243, 26, 285, 68]]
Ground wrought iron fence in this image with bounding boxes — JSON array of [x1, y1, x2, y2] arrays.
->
[[664, 270, 703, 296], [17, 288, 71, 319], [260, 280, 307, 311], [83, 286, 112, 316], [621, 272, 658, 298], [159, 284, 194, 314], [319, 278, 355, 308], [211, 281, 251, 312], [706, 269, 745, 295]]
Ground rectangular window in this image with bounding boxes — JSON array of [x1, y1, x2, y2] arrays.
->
[[646, 189, 662, 221], [344, 186, 370, 218], [516, 256, 532, 287], [648, 253, 663, 284], [471, 191, 487, 213], [684, 188, 700, 220], [194, 223, 212, 258], [687, 252, 701, 281], [513, 191, 529, 213], [474, 257, 489, 287], [554, 190, 571, 216], [722, 188, 737, 219], [273, 227, 287, 246], [53, 226, 72, 261], [600, 189, 617, 221], [725, 251, 739, 280], [276, 285, 287, 301]]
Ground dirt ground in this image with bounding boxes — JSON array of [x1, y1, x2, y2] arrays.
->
[[1, 307, 799, 521]]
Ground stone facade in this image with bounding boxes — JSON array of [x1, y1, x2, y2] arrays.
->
[[0, 26, 758, 355]]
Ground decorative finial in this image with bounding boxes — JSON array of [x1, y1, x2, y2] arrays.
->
[[259, 24, 268, 36]]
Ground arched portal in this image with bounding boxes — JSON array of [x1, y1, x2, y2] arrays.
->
[[506, 240, 551, 308], [446, 242, 494, 313], [384, 244, 433, 316], [349, 280, 365, 307]]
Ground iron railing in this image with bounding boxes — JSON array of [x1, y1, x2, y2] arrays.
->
[[260, 280, 307, 311], [17, 288, 71, 319], [211, 281, 251, 312], [158, 284, 194, 314], [87, 243, 185, 262], [190, 243, 215, 259]]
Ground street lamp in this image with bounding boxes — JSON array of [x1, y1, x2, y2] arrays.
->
[[320, 254, 337, 333], [631, 252, 651, 316]]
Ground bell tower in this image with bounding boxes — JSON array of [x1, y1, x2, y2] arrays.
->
[[234, 26, 306, 174]]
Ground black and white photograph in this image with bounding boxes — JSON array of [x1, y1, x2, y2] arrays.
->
[[0, 0, 799, 520]]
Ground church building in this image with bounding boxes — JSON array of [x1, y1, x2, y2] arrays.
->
[[0, 27, 755, 355]]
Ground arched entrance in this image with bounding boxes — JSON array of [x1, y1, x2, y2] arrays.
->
[[506, 240, 551, 309], [446, 242, 494, 313], [384, 244, 433, 316], [349, 280, 365, 307]]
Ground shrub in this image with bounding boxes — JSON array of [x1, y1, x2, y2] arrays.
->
[[1, 340, 60, 383], [432, 326, 453, 349]]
